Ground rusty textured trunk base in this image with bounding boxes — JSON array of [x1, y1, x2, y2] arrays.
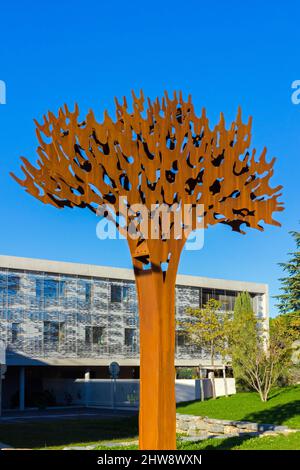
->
[[135, 269, 176, 450]]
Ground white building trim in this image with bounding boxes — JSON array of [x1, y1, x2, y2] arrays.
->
[[0, 254, 268, 295]]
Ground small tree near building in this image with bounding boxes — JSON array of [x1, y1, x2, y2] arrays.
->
[[179, 298, 229, 398], [229, 292, 291, 402]]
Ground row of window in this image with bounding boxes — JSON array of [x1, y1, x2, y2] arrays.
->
[[9, 322, 137, 347], [0, 275, 130, 304], [0, 273, 262, 311], [8, 323, 190, 349]]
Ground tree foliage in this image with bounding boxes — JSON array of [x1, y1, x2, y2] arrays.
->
[[179, 298, 229, 368], [276, 229, 300, 315], [179, 298, 230, 398], [228, 292, 291, 401]]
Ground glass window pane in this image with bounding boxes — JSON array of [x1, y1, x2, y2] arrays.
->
[[122, 286, 129, 301], [92, 326, 104, 345], [201, 288, 213, 307], [11, 322, 19, 343], [36, 278, 43, 299], [176, 332, 187, 347], [7, 275, 20, 295], [125, 328, 136, 347], [43, 321, 59, 343], [85, 326, 91, 344], [111, 285, 122, 303], [85, 283, 92, 304], [44, 279, 58, 299]]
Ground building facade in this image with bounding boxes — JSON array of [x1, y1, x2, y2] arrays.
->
[[0, 255, 268, 409]]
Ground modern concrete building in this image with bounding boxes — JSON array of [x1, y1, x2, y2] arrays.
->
[[0, 255, 268, 409]]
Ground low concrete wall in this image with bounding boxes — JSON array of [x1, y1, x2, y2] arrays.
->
[[175, 380, 201, 402], [176, 414, 293, 437], [42, 377, 236, 408], [176, 378, 236, 401], [214, 378, 236, 397]]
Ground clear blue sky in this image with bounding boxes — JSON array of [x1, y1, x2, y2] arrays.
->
[[0, 0, 299, 316]]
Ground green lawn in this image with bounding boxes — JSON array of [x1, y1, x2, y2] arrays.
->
[[94, 432, 300, 450], [0, 416, 138, 449], [180, 432, 300, 450], [177, 385, 300, 429], [0, 386, 299, 450]]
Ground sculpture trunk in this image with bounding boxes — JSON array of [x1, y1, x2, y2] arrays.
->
[[134, 268, 177, 450]]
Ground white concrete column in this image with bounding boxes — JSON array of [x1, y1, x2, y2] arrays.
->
[[84, 369, 90, 407], [19, 367, 25, 411]]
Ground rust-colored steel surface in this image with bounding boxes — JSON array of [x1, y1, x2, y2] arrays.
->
[[12, 91, 283, 449]]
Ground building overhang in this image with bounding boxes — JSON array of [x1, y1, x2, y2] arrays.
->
[[6, 351, 225, 368]]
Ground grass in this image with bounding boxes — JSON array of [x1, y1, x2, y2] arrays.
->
[[183, 432, 300, 450], [177, 385, 300, 429], [93, 432, 300, 450], [0, 386, 299, 449], [0, 416, 138, 449]]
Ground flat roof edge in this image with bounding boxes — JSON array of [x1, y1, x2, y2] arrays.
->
[[0, 254, 267, 292]]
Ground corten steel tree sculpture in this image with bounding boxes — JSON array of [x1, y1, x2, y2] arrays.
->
[[12, 91, 283, 449]]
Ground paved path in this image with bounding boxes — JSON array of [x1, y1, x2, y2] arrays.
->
[[0, 407, 137, 423], [0, 441, 12, 449]]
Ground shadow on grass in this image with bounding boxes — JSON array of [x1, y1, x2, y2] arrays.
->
[[197, 434, 255, 450], [243, 401, 300, 427], [267, 386, 300, 401], [0, 415, 139, 449]]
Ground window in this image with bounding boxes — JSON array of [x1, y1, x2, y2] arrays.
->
[[215, 289, 228, 310], [36, 278, 43, 299], [7, 275, 20, 296], [85, 283, 92, 304], [36, 278, 65, 300], [111, 285, 122, 303], [43, 321, 65, 344], [124, 328, 136, 347], [176, 332, 187, 347], [85, 326, 104, 345], [44, 279, 59, 299], [111, 285, 129, 303], [224, 290, 236, 311], [201, 288, 213, 307], [0, 273, 6, 293], [11, 323, 19, 343], [0, 274, 20, 296], [122, 286, 129, 301]]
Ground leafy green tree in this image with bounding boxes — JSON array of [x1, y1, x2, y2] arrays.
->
[[229, 292, 291, 401], [276, 229, 300, 315], [270, 314, 300, 384], [178, 299, 229, 398], [270, 312, 300, 344], [274, 227, 300, 385]]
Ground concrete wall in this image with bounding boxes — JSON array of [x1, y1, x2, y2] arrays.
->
[[214, 378, 236, 397], [42, 377, 236, 408]]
